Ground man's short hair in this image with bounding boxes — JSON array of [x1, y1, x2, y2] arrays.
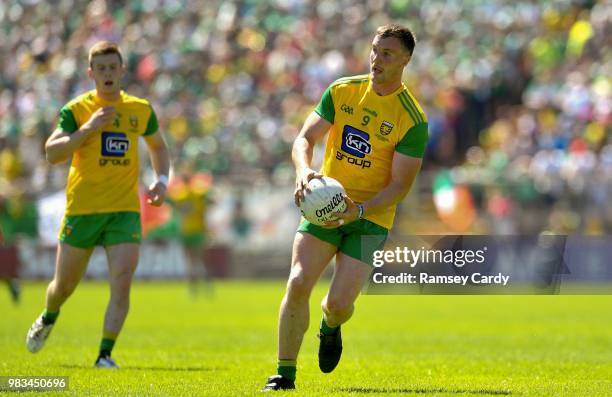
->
[[88, 41, 123, 67], [375, 24, 416, 56]]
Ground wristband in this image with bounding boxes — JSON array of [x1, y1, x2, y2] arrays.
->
[[156, 174, 169, 187], [357, 204, 364, 219]]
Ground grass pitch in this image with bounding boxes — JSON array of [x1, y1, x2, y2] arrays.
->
[[1, 281, 611, 396]]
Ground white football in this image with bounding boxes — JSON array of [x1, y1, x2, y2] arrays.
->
[[299, 176, 347, 226]]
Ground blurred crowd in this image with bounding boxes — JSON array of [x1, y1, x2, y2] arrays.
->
[[0, 0, 610, 242]]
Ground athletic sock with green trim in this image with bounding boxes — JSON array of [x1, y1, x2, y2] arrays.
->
[[99, 336, 116, 357], [277, 359, 296, 381], [320, 317, 338, 335], [41, 310, 59, 325]]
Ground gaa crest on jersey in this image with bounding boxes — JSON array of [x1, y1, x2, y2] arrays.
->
[[380, 121, 394, 135], [129, 115, 138, 129], [101, 132, 130, 157], [341, 125, 371, 158], [341, 104, 354, 115]]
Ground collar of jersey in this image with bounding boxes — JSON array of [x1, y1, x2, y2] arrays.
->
[[92, 90, 125, 105], [366, 80, 407, 98]]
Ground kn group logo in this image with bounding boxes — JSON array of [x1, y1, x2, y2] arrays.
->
[[341, 125, 371, 158], [101, 132, 130, 157]]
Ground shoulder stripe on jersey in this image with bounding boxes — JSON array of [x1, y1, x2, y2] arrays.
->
[[335, 74, 369, 82], [332, 75, 369, 86], [402, 92, 424, 124], [402, 91, 425, 123], [333, 78, 369, 86], [397, 92, 420, 125], [400, 91, 423, 123]]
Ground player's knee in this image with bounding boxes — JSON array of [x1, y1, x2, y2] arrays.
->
[[110, 282, 132, 302], [112, 276, 132, 290], [109, 290, 131, 309], [110, 270, 134, 290], [286, 272, 312, 301], [322, 296, 352, 316]]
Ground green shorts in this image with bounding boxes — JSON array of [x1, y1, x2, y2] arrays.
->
[[59, 212, 141, 249], [298, 218, 388, 266], [181, 233, 206, 248]]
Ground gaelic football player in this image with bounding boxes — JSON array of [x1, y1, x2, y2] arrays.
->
[[26, 41, 170, 368], [264, 25, 428, 390]]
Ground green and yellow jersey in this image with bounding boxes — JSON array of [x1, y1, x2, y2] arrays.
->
[[57, 90, 158, 215], [315, 74, 428, 229], [168, 183, 208, 237]]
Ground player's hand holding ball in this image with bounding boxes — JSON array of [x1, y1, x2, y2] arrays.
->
[[324, 194, 359, 228], [299, 176, 354, 227], [294, 167, 323, 206]]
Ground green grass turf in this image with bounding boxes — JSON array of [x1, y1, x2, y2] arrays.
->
[[1, 281, 611, 396]]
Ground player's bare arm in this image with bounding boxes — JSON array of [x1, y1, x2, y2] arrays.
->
[[45, 106, 117, 164], [144, 131, 170, 207], [329, 153, 422, 226], [292, 111, 331, 206]]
